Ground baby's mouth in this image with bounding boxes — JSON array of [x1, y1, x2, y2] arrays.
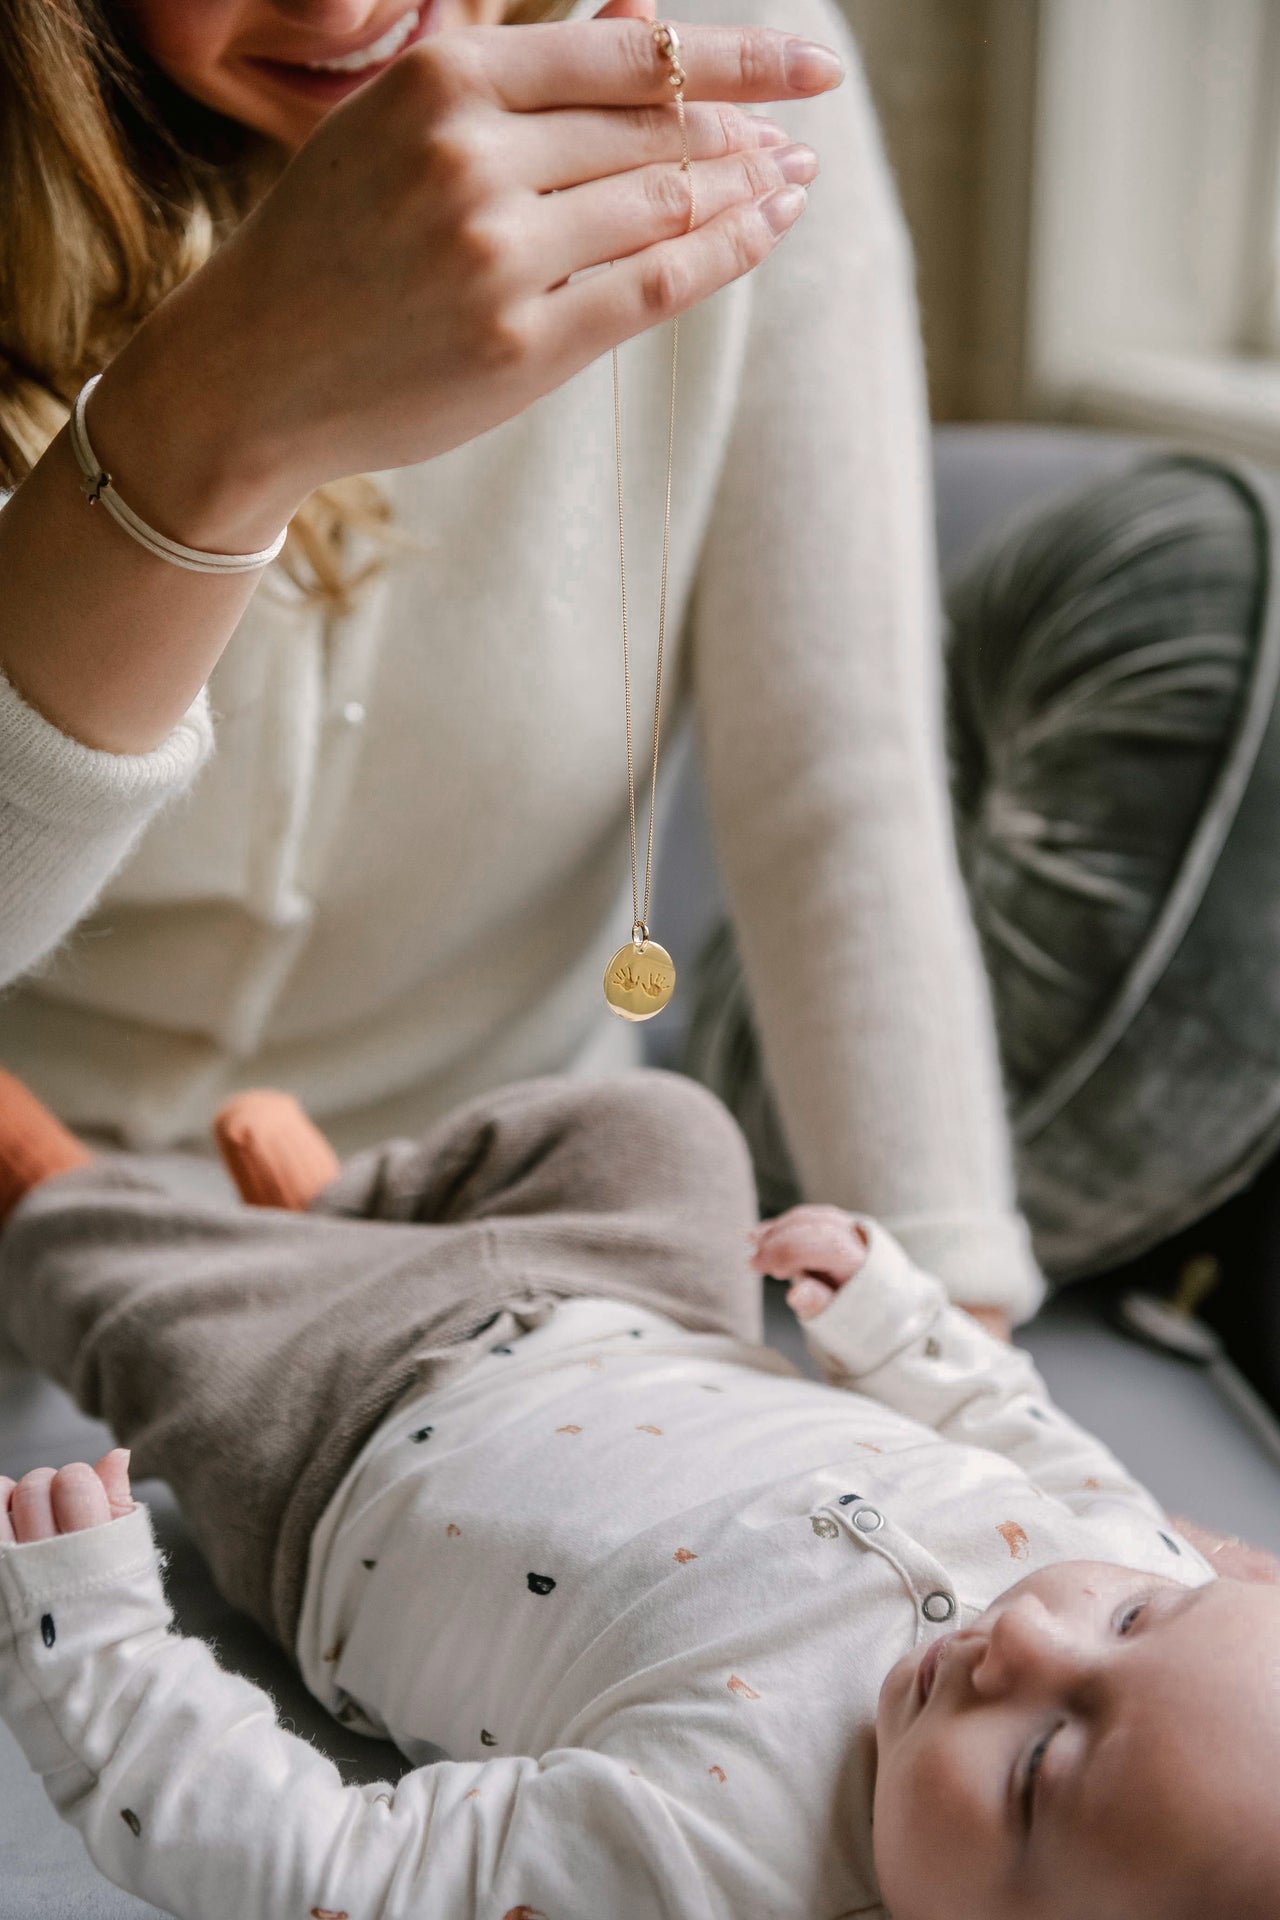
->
[[916, 1634, 949, 1708]]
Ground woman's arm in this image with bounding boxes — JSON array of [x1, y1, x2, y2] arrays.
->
[[689, 0, 1044, 1326], [0, 11, 836, 978], [0, 326, 292, 757]]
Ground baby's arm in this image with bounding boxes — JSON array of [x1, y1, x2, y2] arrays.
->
[[754, 1207, 1189, 1534], [0, 1480, 715, 1920]]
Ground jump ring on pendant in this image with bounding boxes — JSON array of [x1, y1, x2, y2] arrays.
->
[[633, 919, 650, 948]]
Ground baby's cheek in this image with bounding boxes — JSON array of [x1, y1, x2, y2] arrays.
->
[[873, 1727, 989, 1917]]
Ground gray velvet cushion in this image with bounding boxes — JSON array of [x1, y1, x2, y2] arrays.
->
[[948, 452, 1280, 1277]]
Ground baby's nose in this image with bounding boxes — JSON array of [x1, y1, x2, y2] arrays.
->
[[972, 1601, 1089, 1694]]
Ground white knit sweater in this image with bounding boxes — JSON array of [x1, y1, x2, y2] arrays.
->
[[0, 0, 1045, 1320]]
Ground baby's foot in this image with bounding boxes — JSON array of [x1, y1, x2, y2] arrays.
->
[[749, 1204, 870, 1320], [0, 1070, 93, 1227], [0, 1449, 133, 1544], [213, 1090, 340, 1211]]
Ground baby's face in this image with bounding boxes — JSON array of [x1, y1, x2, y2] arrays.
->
[[870, 1559, 1280, 1920]]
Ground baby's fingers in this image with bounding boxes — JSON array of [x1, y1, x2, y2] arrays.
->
[[50, 1462, 111, 1533], [786, 1277, 838, 1321], [94, 1448, 135, 1520], [10, 1468, 56, 1542], [752, 1211, 869, 1285]]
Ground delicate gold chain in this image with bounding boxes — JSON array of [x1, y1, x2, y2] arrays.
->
[[611, 21, 693, 947]]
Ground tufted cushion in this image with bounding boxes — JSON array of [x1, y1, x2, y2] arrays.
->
[[947, 453, 1280, 1276]]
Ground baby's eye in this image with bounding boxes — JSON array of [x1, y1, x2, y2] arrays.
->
[[1118, 1598, 1148, 1635], [1021, 1593, 1152, 1829]]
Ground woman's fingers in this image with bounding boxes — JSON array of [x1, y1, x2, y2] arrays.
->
[[93, 1448, 135, 1520], [0, 1479, 15, 1546], [441, 17, 844, 114], [9, 1468, 57, 1543], [517, 100, 791, 194], [49, 1462, 111, 1534], [534, 142, 816, 290], [540, 180, 807, 364]]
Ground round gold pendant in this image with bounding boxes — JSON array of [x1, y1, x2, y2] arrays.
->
[[604, 937, 676, 1022]]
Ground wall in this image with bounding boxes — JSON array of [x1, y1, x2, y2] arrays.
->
[[840, 0, 1038, 420]]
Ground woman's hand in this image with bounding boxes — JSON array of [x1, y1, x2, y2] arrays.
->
[[0, 1451, 134, 1544], [95, 2, 836, 549]]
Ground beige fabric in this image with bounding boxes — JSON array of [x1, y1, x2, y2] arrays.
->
[[0, 1071, 759, 1652]]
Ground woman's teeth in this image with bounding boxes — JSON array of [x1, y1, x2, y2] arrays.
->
[[303, 10, 420, 71]]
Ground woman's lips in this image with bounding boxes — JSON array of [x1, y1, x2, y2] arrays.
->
[[243, 1, 441, 105]]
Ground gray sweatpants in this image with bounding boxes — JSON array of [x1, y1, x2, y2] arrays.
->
[[0, 1069, 760, 1654]]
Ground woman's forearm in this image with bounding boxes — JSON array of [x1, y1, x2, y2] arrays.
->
[[0, 302, 303, 757]]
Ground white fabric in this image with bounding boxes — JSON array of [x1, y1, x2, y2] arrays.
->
[[0, 665, 212, 986], [0, 0, 1044, 1319], [0, 1222, 1212, 1920]]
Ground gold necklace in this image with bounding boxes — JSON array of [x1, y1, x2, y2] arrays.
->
[[602, 18, 689, 1024]]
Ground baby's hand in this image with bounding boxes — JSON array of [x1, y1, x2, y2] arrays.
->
[[749, 1205, 870, 1320], [751, 1208, 1016, 1343], [0, 1450, 133, 1545]]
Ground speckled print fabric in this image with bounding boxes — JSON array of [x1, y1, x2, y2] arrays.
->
[[0, 1070, 759, 1651], [0, 1218, 1219, 1919]]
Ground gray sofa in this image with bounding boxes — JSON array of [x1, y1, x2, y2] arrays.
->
[[3, 424, 1279, 1917]]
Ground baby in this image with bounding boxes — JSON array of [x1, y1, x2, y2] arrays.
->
[[0, 1066, 1278, 1920]]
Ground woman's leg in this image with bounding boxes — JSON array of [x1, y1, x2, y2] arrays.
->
[[0, 1067, 759, 1651]]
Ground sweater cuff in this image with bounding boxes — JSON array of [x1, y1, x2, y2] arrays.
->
[[877, 1208, 1048, 1326], [0, 1503, 163, 1619], [801, 1216, 951, 1381], [0, 667, 213, 832], [0, 1504, 168, 1792]]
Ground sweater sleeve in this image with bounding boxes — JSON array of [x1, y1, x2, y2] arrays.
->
[[0, 1505, 733, 1920], [0, 661, 212, 988], [688, 0, 1045, 1324], [800, 1217, 1184, 1535]]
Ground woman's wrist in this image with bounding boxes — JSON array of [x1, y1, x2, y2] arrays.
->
[[87, 299, 309, 559]]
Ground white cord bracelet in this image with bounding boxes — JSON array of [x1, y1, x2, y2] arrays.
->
[[69, 374, 288, 576]]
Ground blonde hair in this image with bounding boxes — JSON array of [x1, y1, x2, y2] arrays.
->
[[0, 0, 579, 612]]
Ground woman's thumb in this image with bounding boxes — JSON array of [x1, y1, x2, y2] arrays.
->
[[593, 0, 657, 20]]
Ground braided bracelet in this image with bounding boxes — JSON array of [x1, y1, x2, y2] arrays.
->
[[69, 375, 287, 576]]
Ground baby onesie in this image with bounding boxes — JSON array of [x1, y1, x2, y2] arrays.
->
[[0, 1221, 1214, 1919]]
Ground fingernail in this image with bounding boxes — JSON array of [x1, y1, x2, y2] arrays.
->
[[776, 142, 818, 183], [752, 117, 790, 147], [760, 184, 807, 233], [785, 38, 845, 89]]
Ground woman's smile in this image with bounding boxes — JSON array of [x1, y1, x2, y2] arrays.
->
[[241, 2, 441, 107]]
